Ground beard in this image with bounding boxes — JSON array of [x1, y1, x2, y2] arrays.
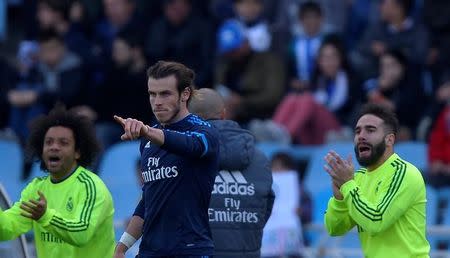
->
[[155, 102, 181, 125], [354, 140, 386, 167]]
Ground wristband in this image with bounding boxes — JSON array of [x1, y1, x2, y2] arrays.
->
[[119, 232, 137, 249]]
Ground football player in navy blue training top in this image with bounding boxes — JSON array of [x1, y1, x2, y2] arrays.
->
[[113, 61, 220, 258]]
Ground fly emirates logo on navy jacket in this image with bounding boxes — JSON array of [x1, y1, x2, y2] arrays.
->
[[142, 156, 179, 183], [209, 170, 259, 224]]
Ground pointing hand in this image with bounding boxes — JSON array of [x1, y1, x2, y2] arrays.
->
[[114, 115, 149, 141]]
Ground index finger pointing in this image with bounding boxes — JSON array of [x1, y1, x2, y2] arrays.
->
[[113, 115, 126, 127]]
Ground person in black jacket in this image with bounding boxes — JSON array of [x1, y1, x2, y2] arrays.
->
[[189, 87, 275, 258]]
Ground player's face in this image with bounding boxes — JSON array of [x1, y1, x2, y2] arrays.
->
[[42, 126, 80, 177], [353, 114, 388, 167], [148, 75, 189, 125]]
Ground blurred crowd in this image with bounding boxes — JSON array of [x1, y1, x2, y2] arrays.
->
[[0, 0, 449, 176], [1, 0, 450, 255]]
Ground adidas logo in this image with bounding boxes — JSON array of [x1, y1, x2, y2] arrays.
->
[[212, 170, 255, 196], [144, 141, 151, 148]]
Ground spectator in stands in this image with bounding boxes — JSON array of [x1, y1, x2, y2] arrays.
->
[[94, 0, 144, 64], [215, 19, 285, 124], [343, 0, 375, 50], [362, 49, 425, 140], [426, 99, 450, 250], [145, 0, 214, 87], [0, 105, 115, 258], [351, 0, 429, 79], [272, 36, 355, 145], [7, 41, 44, 146], [35, 0, 94, 66], [8, 29, 85, 179], [262, 151, 303, 258], [77, 30, 152, 154], [35, 28, 85, 110], [301, 0, 350, 34], [188, 88, 274, 258], [417, 72, 450, 141], [423, 0, 450, 89], [324, 103, 430, 257], [287, 1, 327, 88], [0, 57, 15, 134], [231, 0, 272, 52]]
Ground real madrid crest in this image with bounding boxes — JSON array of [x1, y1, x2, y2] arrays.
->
[[66, 197, 74, 212]]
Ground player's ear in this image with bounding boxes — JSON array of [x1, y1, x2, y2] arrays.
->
[[181, 87, 191, 102], [75, 150, 81, 160], [385, 133, 395, 146]]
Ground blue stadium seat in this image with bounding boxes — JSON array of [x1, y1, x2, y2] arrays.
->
[[290, 145, 319, 161], [0, 140, 25, 202], [425, 186, 448, 250], [255, 142, 292, 160], [98, 141, 141, 224], [255, 142, 319, 162], [395, 141, 428, 172], [427, 186, 439, 226]]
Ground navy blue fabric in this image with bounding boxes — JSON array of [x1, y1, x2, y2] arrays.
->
[[134, 114, 219, 256]]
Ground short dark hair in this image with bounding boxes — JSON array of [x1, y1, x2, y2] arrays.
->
[[383, 48, 408, 67], [298, 1, 322, 18], [39, 0, 71, 21], [271, 152, 296, 170], [357, 103, 399, 136], [116, 29, 143, 48], [146, 61, 195, 96], [394, 0, 413, 15], [37, 28, 64, 44], [232, 0, 262, 3], [27, 105, 101, 171]]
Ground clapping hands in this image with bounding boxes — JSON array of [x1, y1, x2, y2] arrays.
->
[[324, 151, 355, 189]]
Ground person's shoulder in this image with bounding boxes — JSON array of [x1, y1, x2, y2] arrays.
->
[[19, 175, 49, 199], [253, 148, 270, 164], [186, 114, 216, 131], [26, 175, 50, 188], [186, 114, 210, 125], [353, 167, 367, 181], [391, 155, 425, 185], [76, 167, 110, 191], [355, 167, 368, 174]]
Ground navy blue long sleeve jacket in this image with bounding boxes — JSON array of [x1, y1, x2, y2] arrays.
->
[[134, 114, 219, 257]]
